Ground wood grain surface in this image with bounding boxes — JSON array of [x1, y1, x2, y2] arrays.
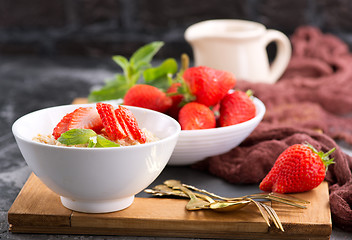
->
[[8, 173, 331, 239]]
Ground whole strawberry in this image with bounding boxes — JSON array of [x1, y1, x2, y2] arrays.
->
[[219, 90, 256, 127], [183, 66, 236, 107], [123, 84, 172, 113], [166, 82, 184, 120], [178, 102, 216, 130], [259, 143, 335, 194]]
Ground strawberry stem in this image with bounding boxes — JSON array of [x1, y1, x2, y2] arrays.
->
[[305, 142, 335, 172], [181, 53, 190, 72], [246, 89, 254, 98], [171, 54, 196, 105]]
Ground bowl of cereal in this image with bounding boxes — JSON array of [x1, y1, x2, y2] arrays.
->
[[12, 103, 180, 213]]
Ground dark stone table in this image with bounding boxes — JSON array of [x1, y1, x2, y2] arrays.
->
[[1, 56, 351, 239]]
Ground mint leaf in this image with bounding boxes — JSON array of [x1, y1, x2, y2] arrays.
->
[[57, 129, 120, 148], [88, 136, 97, 147], [112, 56, 130, 73], [134, 60, 152, 71], [88, 41, 177, 102], [58, 129, 97, 146], [95, 135, 120, 148], [130, 41, 164, 67], [88, 74, 131, 102], [143, 58, 178, 89]]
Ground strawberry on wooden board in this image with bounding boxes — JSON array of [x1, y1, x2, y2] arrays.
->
[[259, 143, 335, 194], [182, 66, 236, 107], [219, 90, 256, 127], [178, 102, 216, 130], [123, 84, 172, 113], [96, 102, 127, 141], [115, 105, 146, 144], [52, 107, 103, 139]]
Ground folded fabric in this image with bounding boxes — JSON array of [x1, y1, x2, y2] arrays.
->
[[237, 26, 352, 144], [193, 26, 352, 232]]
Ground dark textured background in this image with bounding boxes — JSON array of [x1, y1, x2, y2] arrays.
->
[[1, 1, 352, 239], [1, 0, 352, 59]]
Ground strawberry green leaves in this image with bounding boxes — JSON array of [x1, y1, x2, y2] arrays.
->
[[304, 142, 335, 172], [57, 129, 120, 148], [88, 41, 178, 102]]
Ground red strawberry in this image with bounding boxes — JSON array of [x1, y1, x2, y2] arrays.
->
[[52, 107, 103, 139], [166, 82, 184, 119], [259, 143, 335, 194], [96, 102, 127, 141], [178, 102, 216, 130], [219, 90, 256, 127], [52, 111, 74, 139], [68, 107, 103, 132], [182, 66, 236, 107], [123, 84, 172, 113], [115, 105, 146, 144]]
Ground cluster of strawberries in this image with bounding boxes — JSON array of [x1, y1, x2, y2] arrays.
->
[[53, 103, 146, 144], [123, 66, 256, 130], [122, 66, 336, 194], [52, 64, 336, 194]]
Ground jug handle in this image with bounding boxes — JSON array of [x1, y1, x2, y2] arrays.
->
[[262, 29, 292, 84]]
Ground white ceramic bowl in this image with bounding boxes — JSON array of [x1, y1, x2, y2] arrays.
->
[[169, 98, 265, 165], [12, 104, 180, 213]]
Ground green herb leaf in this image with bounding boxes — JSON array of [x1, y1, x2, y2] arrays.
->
[[134, 61, 152, 72], [88, 41, 177, 102], [57, 129, 97, 146], [57, 129, 120, 148], [88, 136, 97, 148], [130, 41, 164, 67], [143, 58, 178, 89], [95, 135, 120, 148], [88, 74, 131, 102], [112, 56, 130, 72]]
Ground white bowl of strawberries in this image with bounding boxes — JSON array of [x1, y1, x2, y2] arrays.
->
[[170, 96, 265, 165], [12, 103, 180, 213], [122, 66, 266, 165]]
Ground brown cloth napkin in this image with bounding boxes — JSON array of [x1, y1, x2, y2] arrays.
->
[[193, 26, 352, 232]]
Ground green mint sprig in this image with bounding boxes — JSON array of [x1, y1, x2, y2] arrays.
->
[[88, 41, 178, 102], [57, 129, 120, 148]]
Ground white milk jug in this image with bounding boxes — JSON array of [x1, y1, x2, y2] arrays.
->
[[185, 19, 292, 84]]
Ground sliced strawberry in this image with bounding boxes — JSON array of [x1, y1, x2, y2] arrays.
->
[[52, 107, 103, 139], [68, 107, 103, 133], [52, 111, 74, 139], [115, 106, 146, 144], [96, 103, 127, 141]]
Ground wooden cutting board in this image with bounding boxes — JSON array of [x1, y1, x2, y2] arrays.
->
[[8, 173, 331, 240]]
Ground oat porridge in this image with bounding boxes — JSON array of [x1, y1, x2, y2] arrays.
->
[[33, 103, 159, 148]]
